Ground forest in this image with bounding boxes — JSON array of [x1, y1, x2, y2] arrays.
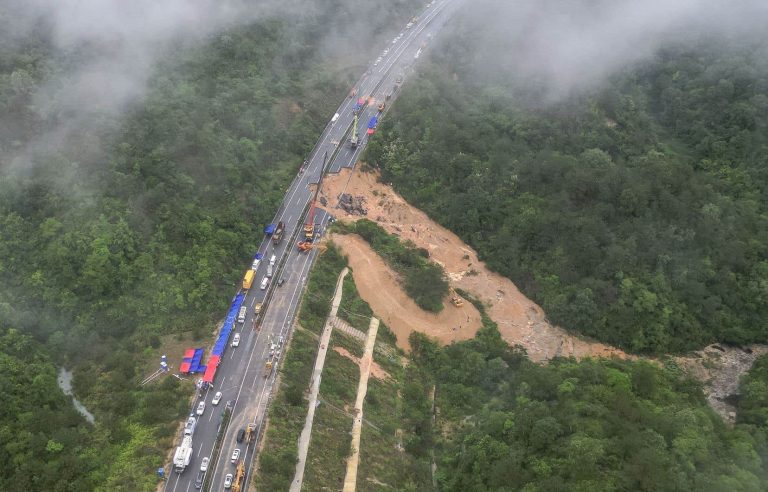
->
[[0, 0, 422, 488], [366, 25, 768, 354], [404, 322, 768, 491]]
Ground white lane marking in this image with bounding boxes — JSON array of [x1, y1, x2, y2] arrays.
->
[[242, 245, 316, 483], [207, 296, 272, 488]]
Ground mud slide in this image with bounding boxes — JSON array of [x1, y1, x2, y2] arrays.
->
[[332, 234, 483, 351], [322, 168, 629, 361]]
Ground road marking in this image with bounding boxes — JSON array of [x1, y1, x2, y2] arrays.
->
[[176, 4, 453, 490]]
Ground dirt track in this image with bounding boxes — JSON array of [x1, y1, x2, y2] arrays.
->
[[322, 168, 629, 362]]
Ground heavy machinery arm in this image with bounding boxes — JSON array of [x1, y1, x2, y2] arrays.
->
[[298, 151, 330, 252]]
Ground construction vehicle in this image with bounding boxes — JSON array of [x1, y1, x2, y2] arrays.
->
[[264, 359, 273, 378], [349, 112, 359, 148], [232, 462, 246, 492], [242, 270, 255, 290], [246, 423, 256, 443], [378, 102, 385, 112], [297, 152, 330, 253], [450, 288, 464, 307], [349, 87, 357, 98], [173, 436, 193, 473], [272, 221, 285, 244]]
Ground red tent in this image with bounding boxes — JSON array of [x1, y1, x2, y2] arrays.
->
[[202, 355, 220, 383]]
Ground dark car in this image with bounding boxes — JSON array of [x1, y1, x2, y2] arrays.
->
[[277, 277, 285, 287], [194, 472, 203, 489], [236, 428, 246, 443]]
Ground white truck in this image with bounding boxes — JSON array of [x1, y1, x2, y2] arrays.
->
[[173, 436, 193, 473], [184, 416, 197, 437]]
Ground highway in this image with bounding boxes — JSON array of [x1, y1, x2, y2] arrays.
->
[[162, 1, 459, 491]]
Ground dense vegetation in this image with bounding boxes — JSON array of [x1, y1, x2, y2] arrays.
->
[[738, 354, 768, 431], [404, 326, 768, 491], [256, 243, 347, 490], [335, 218, 449, 312], [366, 25, 768, 353], [0, 0, 424, 487]]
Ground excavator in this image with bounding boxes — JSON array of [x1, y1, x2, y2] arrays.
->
[[450, 287, 464, 307], [297, 152, 330, 253]]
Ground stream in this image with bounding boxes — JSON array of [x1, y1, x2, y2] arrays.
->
[[57, 368, 95, 424]]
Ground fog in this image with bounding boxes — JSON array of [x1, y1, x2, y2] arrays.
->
[[1, 0, 320, 169], [458, 0, 768, 101], [4, 0, 767, 167]]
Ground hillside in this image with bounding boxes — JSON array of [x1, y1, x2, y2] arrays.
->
[[365, 20, 768, 354], [0, 0, 424, 487]]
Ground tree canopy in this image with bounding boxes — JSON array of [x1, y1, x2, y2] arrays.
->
[[366, 31, 768, 354]]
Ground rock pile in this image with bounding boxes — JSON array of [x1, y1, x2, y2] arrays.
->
[[338, 193, 368, 215]]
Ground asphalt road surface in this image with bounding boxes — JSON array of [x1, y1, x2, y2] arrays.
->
[[162, 1, 459, 491]]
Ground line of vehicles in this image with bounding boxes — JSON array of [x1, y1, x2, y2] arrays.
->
[[167, 1, 446, 488]]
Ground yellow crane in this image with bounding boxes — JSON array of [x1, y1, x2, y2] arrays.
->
[[232, 462, 246, 492], [298, 151, 330, 253]]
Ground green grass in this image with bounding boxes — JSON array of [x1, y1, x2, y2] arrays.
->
[[254, 327, 317, 490], [332, 329, 365, 359], [338, 272, 374, 332], [255, 244, 348, 490], [303, 349, 359, 488], [358, 377, 431, 491]]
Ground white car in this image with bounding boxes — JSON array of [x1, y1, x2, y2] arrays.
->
[[231, 448, 241, 464], [232, 333, 241, 347], [406, 22, 413, 29], [200, 457, 209, 472], [212, 391, 222, 405], [196, 401, 205, 416], [224, 474, 233, 489], [383, 48, 389, 55]]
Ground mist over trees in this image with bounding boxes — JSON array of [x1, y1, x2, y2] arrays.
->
[[0, 0, 424, 488], [366, 11, 768, 353]]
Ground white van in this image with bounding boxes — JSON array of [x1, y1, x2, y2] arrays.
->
[[266, 264, 273, 278], [260, 277, 269, 290], [251, 258, 260, 271], [331, 113, 340, 123], [231, 333, 240, 347], [269, 255, 276, 266], [237, 306, 247, 324]]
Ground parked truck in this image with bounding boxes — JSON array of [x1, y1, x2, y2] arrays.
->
[[173, 436, 193, 473], [272, 221, 284, 245], [243, 270, 255, 290]]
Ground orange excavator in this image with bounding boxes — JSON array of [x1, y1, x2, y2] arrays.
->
[[298, 151, 329, 252]]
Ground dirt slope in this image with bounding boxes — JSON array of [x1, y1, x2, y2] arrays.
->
[[322, 167, 629, 362], [332, 234, 484, 351]]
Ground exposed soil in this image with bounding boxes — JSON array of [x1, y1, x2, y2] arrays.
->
[[331, 234, 484, 351], [321, 167, 629, 362], [335, 345, 390, 381]]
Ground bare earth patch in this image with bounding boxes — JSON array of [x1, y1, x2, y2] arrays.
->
[[322, 167, 629, 361], [334, 346, 391, 381], [330, 234, 484, 351]]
